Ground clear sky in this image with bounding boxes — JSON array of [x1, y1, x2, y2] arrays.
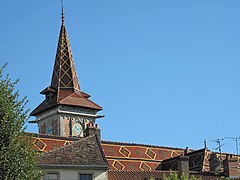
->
[[1, 0, 240, 154]]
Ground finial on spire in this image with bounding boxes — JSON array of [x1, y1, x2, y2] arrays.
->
[[204, 140, 207, 149], [60, 0, 65, 24]]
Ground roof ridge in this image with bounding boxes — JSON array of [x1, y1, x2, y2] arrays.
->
[[101, 140, 187, 150], [107, 170, 177, 173]]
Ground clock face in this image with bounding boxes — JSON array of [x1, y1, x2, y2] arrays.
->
[[46, 125, 52, 135], [73, 123, 82, 136]]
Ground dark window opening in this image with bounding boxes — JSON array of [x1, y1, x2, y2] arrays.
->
[[80, 174, 93, 180]]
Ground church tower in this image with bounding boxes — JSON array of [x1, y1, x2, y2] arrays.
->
[[30, 7, 102, 137]]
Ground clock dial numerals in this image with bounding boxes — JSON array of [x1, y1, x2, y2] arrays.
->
[[73, 123, 82, 136]]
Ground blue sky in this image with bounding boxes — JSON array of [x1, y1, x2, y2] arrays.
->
[[1, 0, 240, 154]]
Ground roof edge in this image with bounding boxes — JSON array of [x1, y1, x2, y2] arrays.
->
[[101, 140, 188, 150], [38, 164, 109, 170]]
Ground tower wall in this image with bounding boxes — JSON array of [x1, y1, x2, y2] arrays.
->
[[35, 105, 98, 137]]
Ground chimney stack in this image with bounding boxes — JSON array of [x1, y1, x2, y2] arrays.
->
[[223, 154, 239, 178], [84, 123, 101, 140], [178, 155, 189, 179]]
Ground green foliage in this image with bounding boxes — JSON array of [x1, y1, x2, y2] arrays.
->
[[162, 171, 203, 180], [219, 177, 230, 180], [0, 64, 42, 180], [191, 176, 201, 180], [162, 171, 178, 180], [179, 173, 188, 180]]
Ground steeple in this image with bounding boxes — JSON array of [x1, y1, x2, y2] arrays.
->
[[51, 6, 80, 92], [31, 7, 102, 119]]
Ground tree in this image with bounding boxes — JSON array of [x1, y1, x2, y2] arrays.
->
[[0, 64, 42, 180]]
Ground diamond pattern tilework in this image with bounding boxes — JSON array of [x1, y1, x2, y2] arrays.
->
[[171, 151, 180, 157], [113, 160, 125, 170], [51, 24, 80, 91], [30, 135, 240, 172], [140, 162, 151, 171], [119, 146, 131, 157], [145, 148, 156, 160], [34, 139, 46, 151], [64, 141, 72, 146]]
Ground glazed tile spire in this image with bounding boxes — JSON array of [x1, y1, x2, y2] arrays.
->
[[51, 6, 80, 92], [30, 6, 102, 117]]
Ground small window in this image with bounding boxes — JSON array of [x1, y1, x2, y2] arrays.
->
[[43, 173, 59, 180], [80, 174, 93, 180]]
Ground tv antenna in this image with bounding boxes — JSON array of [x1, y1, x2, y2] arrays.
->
[[224, 136, 240, 155], [211, 138, 225, 156]]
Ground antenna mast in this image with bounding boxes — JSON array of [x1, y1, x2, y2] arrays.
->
[[212, 138, 224, 156], [224, 136, 240, 155]]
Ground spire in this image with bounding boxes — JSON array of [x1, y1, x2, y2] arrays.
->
[[30, 5, 102, 117], [51, 7, 80, 92]]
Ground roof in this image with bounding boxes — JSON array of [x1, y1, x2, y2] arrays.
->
[[30, 133, 240, 171], [31, 133, 186, 170], [30, 91, 102, 116], [51, 16, 80, 92], [38, 134, 108, 169], [101, 140, 186, 171], [107, 170, 221, 180]]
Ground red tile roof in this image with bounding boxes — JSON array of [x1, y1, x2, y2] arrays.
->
[[101, 140, 186, 170], [107, 170, 221, 180], [30, 90, 102, 116], [30, 133, 185, 170], [29, 133, 240, 172]]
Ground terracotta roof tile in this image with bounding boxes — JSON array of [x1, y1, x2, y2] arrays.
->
[[107, 170, 221, 180], [107, 170, 170, 180], [28, 133, 240, 173], [30, 91, 102, 116]]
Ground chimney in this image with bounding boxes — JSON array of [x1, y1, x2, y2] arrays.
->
[[223, 154, 239, 178], [84, 123, 101, 140], [209, 153, 222, 173], [178, 155, 189, 179], [184, 147, 190, 154]]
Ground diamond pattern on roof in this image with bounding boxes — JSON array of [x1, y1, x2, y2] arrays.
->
[[51, 24, 80, 91], [64, 141, 72, 146], [119, 146, 131, 158], [145, 148, 156, 160], [140, 162, 151, 171], [171, 151, 180, 157], [113, 160, 125, 170], [34, 138, 46, 151]]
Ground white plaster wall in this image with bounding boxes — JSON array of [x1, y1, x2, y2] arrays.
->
[[41, 168, 107, 180]]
